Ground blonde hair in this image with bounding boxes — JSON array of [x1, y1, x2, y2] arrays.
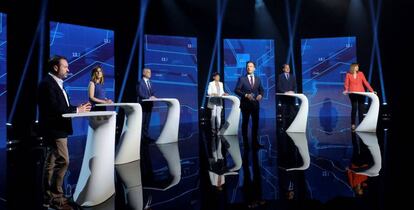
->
[[349, 63, 359, 74], [91, 66, 104, 84]]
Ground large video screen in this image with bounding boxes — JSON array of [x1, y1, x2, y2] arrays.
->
[[143, 35, 198, 140], [301, 37, 356, 131], [49, 22, 115, 136], [223, 39, 276, 129], [0, 12, 6, 202], [0, 13, 6, 148]]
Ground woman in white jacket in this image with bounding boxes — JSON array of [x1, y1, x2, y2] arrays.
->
[[207, 72, 228, 134]]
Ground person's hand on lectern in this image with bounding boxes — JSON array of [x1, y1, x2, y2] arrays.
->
[[150, 96, 157, 99], [223, 93, 229, 96], [256, 94, 263, 101], [285, 91, 295, 94], [342, 90, 348, 95], [105, 98, 113, 104], [78, 102, 91, 113]]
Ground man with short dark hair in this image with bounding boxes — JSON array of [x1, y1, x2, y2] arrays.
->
[[234, 61, 264, 149], [277, 64, 297, 124], [38, 55, 91, 209]]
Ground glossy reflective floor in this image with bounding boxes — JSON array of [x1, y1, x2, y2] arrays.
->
[[3, 116, 391, 210]]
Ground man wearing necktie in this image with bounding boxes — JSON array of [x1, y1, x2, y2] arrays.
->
[[137, 68, 157, 141], [277, 64, 297, 126], [38, 55, 91, 209], [235, 61, 264, 149]]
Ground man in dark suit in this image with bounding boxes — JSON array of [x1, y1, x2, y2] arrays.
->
[[38, 55, 91, 209], [137, 68, 157, 140], [235, 61, 264, 149], [277, 64, 297, 124]]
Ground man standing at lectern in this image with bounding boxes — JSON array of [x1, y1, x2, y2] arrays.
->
[[137, 68, 157, 141], [235, 61, 264, 149], [38, 55, 91, 209], [277, 64, 297, 124]]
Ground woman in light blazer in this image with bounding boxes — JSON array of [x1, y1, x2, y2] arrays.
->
[[208, 72, 228, 134]]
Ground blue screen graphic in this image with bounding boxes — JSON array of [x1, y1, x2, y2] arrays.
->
[[0, 12, 6, 202], [302, 37, 356, 134], [0, 13, 7, 148], [223, 39, 275, 122], [50, 22, 115, 137], [143, 35, 198, 140]]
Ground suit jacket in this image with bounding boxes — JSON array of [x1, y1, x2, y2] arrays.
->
[[234, 75, 264, 110], [344, 72, 374, 92], [207, 81, 225, 109], [38, 74, 77, 139], [277, 73, 297, 93], [137, 79, 156, 111]]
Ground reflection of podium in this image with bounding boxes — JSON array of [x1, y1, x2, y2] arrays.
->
[[116, 160, 143, 210], [349, 92, 379, 132], [62, 111, 117, 206], [220, 135, 242, 172], [207, 95, 241, 135], [144, 142, 181, 191], [286, 132, 310, 171], [97, 103, 142, 164], [276, 93, 309, 133], [355, 132, 381, 176], [142, 98, 180, 144]]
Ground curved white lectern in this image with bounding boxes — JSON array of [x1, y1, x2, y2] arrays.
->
[[116, 160, 143, 210], [97, 103, 143, 164], [355, 132, 381, 177], [142, 98, 180, 144], [349, 92, 379, 132], [276, 93, 309, 133], [143, 142, 181, 191], [207, 95, 241, 135], [62, 111, 117, 206], [285, 132, 310, 171]]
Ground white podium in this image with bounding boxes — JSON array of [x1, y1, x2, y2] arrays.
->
[[285, 132, 310, 171], [116, 160, 143, 210], [97, 103, 143, 164], [62, 111, 117, 206], [142, 98, 180, 144], [355, 132, 381, 177], [276, 93, 309, 133], [144, 142, 181, 191], [349, 92, 379, 132], [207, 95, 241, 136]]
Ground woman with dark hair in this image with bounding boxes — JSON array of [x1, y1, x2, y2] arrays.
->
[[88, 66, 112, 111], [207, 72, 228, 134], [343, 63, 375, 130]]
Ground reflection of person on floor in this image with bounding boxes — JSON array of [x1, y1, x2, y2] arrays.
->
[[207, 72, 228, 135], [242, 148, 266, 208], [347, 132, 372, 196], [277, 64, 297, 127], [277, 132, 309, 200], [88, 65, 113, 111], [137, 68, 157, 140], [343, 63, 375, 130], [235, 61, 264, 149], [208, 136, 227, 191]]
